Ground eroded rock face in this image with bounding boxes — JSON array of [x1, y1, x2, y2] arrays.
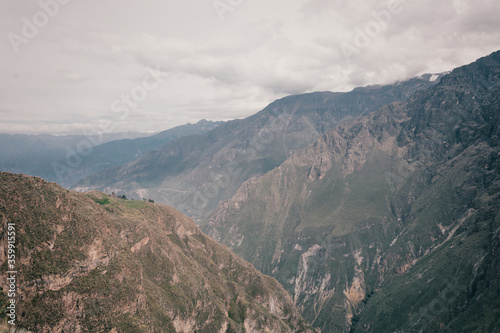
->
[[203, 51, 500, 332], [0, 173, 317, 333]]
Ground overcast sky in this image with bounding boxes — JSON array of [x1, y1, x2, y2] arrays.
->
[[1, 0, 499, 135]]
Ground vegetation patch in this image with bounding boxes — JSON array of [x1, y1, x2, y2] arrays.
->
[[90, 197, 110, 205]]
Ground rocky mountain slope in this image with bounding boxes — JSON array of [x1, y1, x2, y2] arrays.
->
[[75, 75, 442, 221], [203, 51, 500, 332], [0, 120, 222, 188], [0, 172, 316, 332]]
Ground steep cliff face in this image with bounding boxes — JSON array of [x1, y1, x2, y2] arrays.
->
[[0, 173, 317, 332], [203, 51, 500, 332], [74, 76, 441, 221]]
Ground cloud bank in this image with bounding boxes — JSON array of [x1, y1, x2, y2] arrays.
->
[[0, 0, 499, 134]]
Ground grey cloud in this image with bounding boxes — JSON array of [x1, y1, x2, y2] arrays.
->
[[0, 0, 499, 134]]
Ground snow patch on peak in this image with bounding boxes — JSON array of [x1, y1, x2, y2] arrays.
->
[[429, 74, 440, 82]]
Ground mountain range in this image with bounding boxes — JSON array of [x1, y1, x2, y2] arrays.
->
[[203, 51, 500, 332], [0, 120, 222, 188], [1, 50, 499, 332], [74, 74, 443, 222]]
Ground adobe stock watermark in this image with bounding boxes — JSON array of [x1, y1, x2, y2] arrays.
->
[[166, 113, 294, 217], [51, 66, 164, 184], [6, 221, 17, 327], [385, 128, 451, 193], [213, 0, 243, 21], [385, 158, 421, 193], [340, 0, 414, 60], [408, 278, 467, 332], [7, 0, 73, 54]]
